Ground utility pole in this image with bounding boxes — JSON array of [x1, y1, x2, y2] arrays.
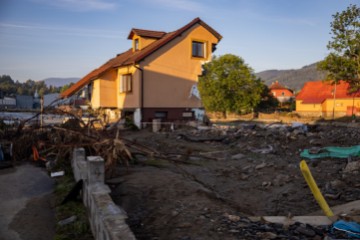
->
[[40, 96, 44, 128], [332, 82, 337, 119]]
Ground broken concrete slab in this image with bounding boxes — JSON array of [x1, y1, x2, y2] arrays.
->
[[249, 216, 335, 226]]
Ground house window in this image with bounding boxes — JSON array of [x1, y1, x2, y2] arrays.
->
[[120, 74, 132, 93], [154, 111, 167, 119], [192, 41, 205, 58], [182, 111, 193, 118], [134, 39, 139, 51]]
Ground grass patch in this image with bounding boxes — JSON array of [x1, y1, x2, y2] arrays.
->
[[53, 173, 93, 240]]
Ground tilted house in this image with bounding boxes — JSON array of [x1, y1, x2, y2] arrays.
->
[[296, 80, 360, 117], [269, 81, 294, 103], [60, 18, 222, 127]]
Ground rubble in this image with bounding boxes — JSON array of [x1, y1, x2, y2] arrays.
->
[[2, 112, 360, 239]]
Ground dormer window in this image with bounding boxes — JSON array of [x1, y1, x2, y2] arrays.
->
[[192, 40, 206, 58], [134, 39, 139, 51]]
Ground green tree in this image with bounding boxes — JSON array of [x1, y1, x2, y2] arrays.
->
[[60, 83, 73, 93], [255, 84, 279, 112], [318, 4, 360, 118], [198, 54, 264, 117], [318, 4, 360, 84]]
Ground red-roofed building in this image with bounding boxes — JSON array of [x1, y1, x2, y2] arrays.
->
[[269, 81, 294, 103], [296, 80, 360, 117], [60, 18, 222, 127]]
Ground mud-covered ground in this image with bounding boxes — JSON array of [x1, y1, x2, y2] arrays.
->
[[109, 122, 360, 240]]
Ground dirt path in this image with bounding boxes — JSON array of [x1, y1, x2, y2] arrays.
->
[[0, 163, 55, 240]]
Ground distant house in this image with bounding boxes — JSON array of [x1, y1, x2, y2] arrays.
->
[[43, 93, 60, 107], [269, 81, 294, 103], [60, 17, 222, 127], [0, 97, 16, 109], [16, 95, 34, 109], [296, 80, 360, 117]]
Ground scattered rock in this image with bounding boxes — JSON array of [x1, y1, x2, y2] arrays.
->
[[344, 161, 360, 173], [262, 181, 272, 187], [177, 222, 192, 228], [249, 145, 274, 154], [256, 231, 278, 239], [58, 215, 77, 226], [231, 153, 245, 160], [255, 162, 267, 170], [224, 213, 240, 222], [295, 226, 316, 237]]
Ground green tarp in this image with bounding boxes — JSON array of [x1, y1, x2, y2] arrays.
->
[[300, 145, 360, 159]]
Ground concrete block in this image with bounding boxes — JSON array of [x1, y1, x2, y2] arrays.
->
[[92, 193, 127, 219], [89, 183, 111, 195], [87, 156, 105, 185], [103, 216, 137, 240], [74, 148, 86, 161]]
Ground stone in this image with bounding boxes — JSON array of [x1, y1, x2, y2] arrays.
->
[[262, 181, 272, 187], [255, 162, 267, 170], [177, 222, 192, 228], [344, 161, 360, 173], [58, 215, 77, 226], [224, 213, 240, 222], [330, 179, 346, 189], [309, 139, 322, 146], [171, 210, 179, 217], [231, 153, 245, 160], [295, 226, 316, 237], [256, 232, 277, 239]]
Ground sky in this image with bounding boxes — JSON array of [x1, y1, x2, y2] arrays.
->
[[0, 0, 358, 82]]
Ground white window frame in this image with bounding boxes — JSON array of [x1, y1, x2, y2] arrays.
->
[[120, 74, 132, 93]]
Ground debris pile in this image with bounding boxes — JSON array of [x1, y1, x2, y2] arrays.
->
[[2, 113, 360, 239], [109, 122, 360, 239]]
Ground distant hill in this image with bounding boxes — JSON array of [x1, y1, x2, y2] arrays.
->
[[42, 77, 79, 87], [256, 63, 327, 91]]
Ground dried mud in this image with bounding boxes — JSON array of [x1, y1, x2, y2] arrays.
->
[[110, 123, 360, 240]]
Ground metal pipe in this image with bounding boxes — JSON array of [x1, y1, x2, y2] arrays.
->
[[134, 64, 144, 122]]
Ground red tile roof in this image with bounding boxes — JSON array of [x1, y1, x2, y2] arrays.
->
[[269, 81, 290, 90], [127, 29, 166, 39], [296, 80, 360, 104], [60, 17, 222, 99], [60, 49, 133, 98]]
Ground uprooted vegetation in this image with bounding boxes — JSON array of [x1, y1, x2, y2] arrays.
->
[[2, 112, 360, 239]]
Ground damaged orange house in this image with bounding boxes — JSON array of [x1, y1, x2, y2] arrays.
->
[[60, 18, 222, 127]]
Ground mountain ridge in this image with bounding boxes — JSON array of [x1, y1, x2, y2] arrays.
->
[[41, 77, 79, 87], [255, 63, 327, 91]]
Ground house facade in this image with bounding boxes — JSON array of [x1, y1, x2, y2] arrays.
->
[[60, 18, 222, 127], [296, 80, 360, 117], [0, 97, 16, 109], [269, 81, 294, 103]]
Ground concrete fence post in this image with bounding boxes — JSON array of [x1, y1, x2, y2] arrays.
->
[[87, 156, 105, 185]]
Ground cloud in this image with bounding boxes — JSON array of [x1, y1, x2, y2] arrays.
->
[[31, 0, 118, 11], [0, 22, 126, 39], [240, 9, 316, 27], [143, 0, 204, 12]]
